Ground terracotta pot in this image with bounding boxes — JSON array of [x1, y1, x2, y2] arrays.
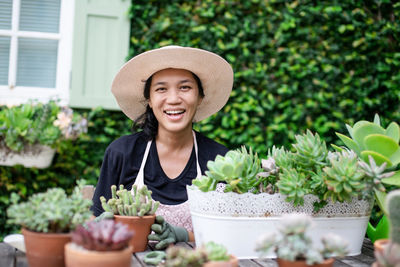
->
[[277, 257, 334, 267], [22, 228, 71, 267], [203, 255, 239, 267], [114, 214, 156, 252], [374, 239, 389, 254], [64, 242, 132, 267]]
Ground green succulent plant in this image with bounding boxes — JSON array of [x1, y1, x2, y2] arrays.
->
[[255, 213, 348, 265], [292, 130, 328, 170], [6, 180, 92, 233], [100, 184, 159, 216], [192, 146, 262, 194]]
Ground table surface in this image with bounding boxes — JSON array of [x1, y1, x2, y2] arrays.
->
[[0, 238, 376, 267]]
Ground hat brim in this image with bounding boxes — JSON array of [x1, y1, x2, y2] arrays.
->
[[111, 46, 233, 122]]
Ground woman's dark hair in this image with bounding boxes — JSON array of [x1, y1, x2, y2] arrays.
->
[[132, 71, 205, 140]]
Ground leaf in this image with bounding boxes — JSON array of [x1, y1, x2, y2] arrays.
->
[[385, 122, 400, 143], [361, 151, 392, 167], [364, 134, 399, 158], [382, 170, 400, 187], [389, 148, 400, 166], [373, 114, 381, 126], [335, 132, 360, 155], [374, 189, 387, 215], [352, 122, 385, 150]]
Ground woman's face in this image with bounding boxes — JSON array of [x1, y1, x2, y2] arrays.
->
[[149, 68, 203, 135]]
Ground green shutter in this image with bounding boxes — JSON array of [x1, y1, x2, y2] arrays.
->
[[70, 0, 131, 110]]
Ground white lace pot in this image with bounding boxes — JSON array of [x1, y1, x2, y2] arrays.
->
[[187, 186, 372, 259], [0, 145, 56, 169]]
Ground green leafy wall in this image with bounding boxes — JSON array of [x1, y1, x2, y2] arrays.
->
[[2, 0, 400, 239], [129, 0, 400, 153]]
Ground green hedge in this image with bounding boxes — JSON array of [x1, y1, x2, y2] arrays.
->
[[129, 0, 400, 153], [2, 0, 400, 239]]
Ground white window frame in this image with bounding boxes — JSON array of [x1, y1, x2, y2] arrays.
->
[[0, 0, 74, 106]]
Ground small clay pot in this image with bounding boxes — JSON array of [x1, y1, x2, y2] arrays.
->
[[22, 228, 71, 267], [277, 257, 334, 267], [374, 239, 389, 254], [114, 214, 156, 252], [203, 255, 239, 267], [64, 242, 132, 267]]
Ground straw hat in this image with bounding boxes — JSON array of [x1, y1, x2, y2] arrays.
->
[[111, 46, 233, 122]]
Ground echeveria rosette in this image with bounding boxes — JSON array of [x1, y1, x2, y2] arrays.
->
[[192, 146, 262, 194], [276, 168, 309, 206], [323, 151, 365, 202]]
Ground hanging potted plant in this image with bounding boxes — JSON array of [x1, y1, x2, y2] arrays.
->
[[6, 180, 93, 267], [0, 100, 87, 168], [255, 213, 348, 267], [100, 184, 159, 252], [188, 127, 388, 258], [333, 114, 400, 243], [143, 241, 238, 267], [65, 219, 134, 267]]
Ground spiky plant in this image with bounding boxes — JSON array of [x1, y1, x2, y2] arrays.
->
[[192, 146, 262, 193], [159, 245, 208, 267], [323, 151, 365, 202], [359, 155, 394, 194], [292, 130, 328, 170], [276, 168, 309, 206]]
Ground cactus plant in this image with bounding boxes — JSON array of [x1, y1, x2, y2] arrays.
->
[[100, 184, 159, 216], [255, 213, 348, 265], [374, 243, 400, 267], [71, 220, 134, 251], [192, 146, 262, 194], [387, 190, 400, 245]]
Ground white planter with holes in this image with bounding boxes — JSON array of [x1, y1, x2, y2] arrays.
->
[[0, 145, 56, 169], [187, 186, 372, 259]]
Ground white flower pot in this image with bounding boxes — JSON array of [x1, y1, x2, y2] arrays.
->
[[0, 145, 56, 169], [187, 186, 372, 259]]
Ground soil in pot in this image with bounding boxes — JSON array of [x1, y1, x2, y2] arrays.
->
[[114, 214, 156, 252], [277, 258, 334, 267], [22, 228, 71, 267], [203, 255, 239, 267], [64, 243, 132, 267]]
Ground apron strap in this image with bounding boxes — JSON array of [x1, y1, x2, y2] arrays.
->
[[132, 131, 201, 193]]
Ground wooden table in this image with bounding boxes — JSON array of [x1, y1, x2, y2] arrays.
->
[[0, 239, 376, 266]]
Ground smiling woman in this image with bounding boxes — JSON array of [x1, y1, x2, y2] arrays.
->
[[91, 46, 234, 249]]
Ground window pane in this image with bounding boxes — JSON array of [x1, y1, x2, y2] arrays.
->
[[0, 36, 10, 85], [17, 38, 58, 88], [0, 0, 12, 30], [19, 0, 61, 33]]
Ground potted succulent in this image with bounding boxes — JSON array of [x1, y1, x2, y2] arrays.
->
[[65, 219, 134, 267], [0, 100, 87, 168], [255, 213, 348, 267], [188, 130, 382, 258], [6, 180, 93, 267], [100, 184, 159, 252], [334, 114, 400, 242], [143, 241, 238, 267], [373, 189, 400, 255]]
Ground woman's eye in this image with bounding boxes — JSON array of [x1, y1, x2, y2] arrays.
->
[[180, 85, 191, 90], [155, 87, 166, 92]]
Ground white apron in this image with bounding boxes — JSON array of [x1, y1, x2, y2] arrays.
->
[[131, 131, 201, 232]]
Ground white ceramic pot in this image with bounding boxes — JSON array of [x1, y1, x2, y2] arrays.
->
[[0, 145, 56, 168], [187, 186, 372, 259]]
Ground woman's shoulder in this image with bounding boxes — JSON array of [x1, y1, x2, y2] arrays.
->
[[106, 131, 147, 154]]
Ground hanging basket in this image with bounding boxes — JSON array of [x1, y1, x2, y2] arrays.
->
[[0, 145, 56, 169]]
